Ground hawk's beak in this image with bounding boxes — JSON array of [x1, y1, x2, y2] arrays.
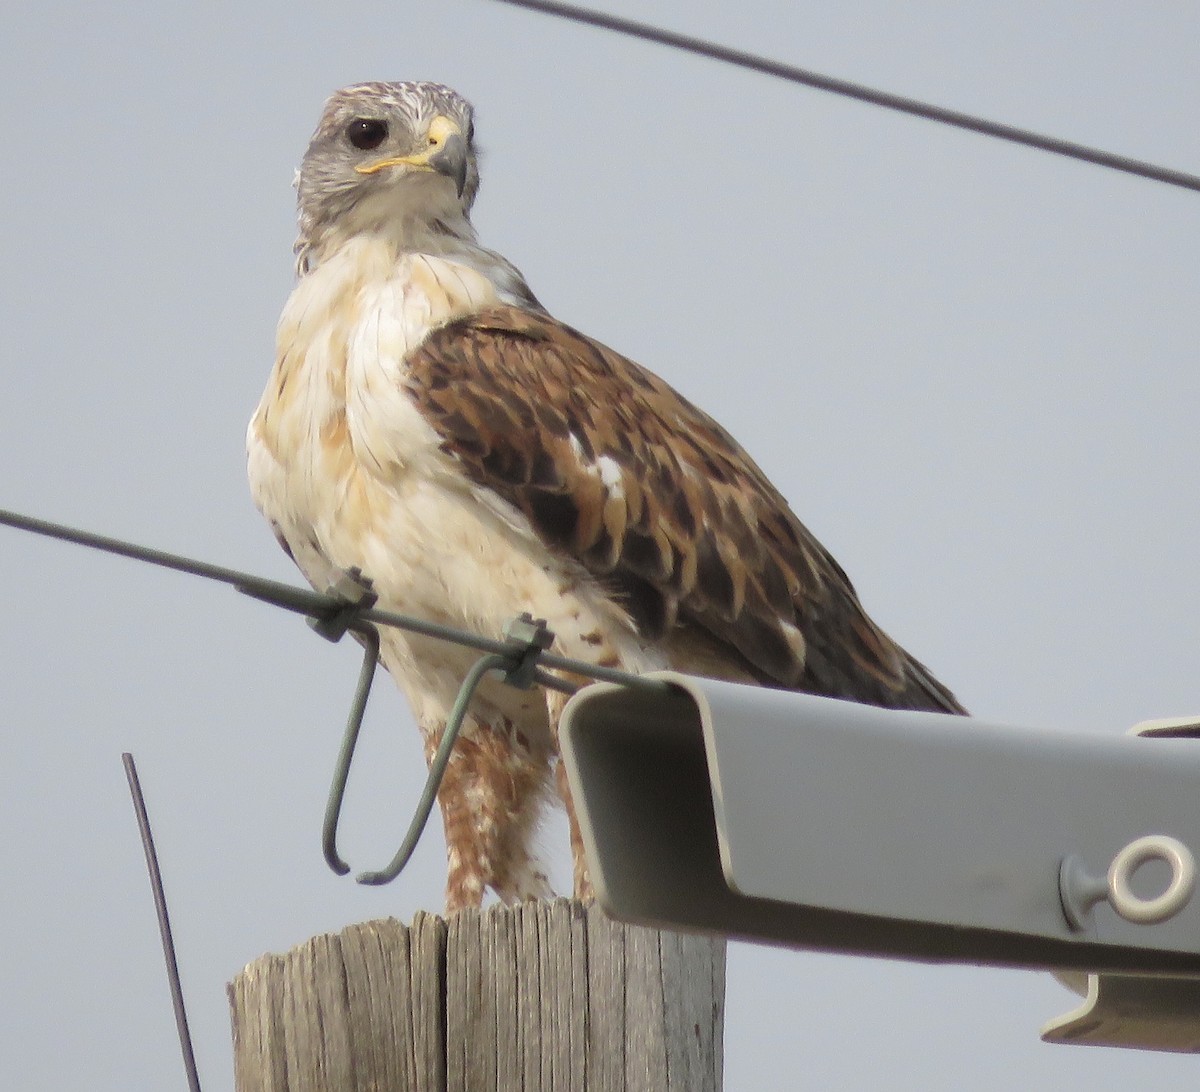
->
[[428, 130, 469, 198], [355, 115, 469, 198]]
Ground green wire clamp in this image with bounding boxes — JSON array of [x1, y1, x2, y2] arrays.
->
[[318, 598, 559, 886], [308, 567, 378, 642]]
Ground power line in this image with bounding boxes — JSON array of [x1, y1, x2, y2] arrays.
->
[[0, 504, 667, 885], [0, 506, 660, 692], [487, 0, 1200, 195]]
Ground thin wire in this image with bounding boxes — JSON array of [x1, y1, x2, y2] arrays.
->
[[0, 506, 666, 693], [356, 653, 514, 885], [486, 0, 1200, 195], [1, 507, 331, 614], [319, 612, 578, 880], [2, 505, 669, 887], [321, 623, 381, 876], [123, 753, 203, 1092]]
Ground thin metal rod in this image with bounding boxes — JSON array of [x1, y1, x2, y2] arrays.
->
[[0, 506, 328, 612], [538, 651, 665, 690], [0, 506, 669, 694], [321, 624, 381, 875], [122, 753, 202, 1092], [488, 0, 1200, 195], [357, 653, 513, 885], [533, 666, 580, 695], [2, 505, 670, 886]]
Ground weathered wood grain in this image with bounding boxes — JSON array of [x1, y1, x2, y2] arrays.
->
[[229, 900, 724, 1091]]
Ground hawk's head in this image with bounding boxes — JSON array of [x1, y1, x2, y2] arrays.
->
[[295, 81, 480, 270]]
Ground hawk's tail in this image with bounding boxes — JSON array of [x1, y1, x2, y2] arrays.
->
[[900, 652, 968, 715]]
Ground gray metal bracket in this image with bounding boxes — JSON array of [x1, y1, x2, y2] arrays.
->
[[1039, 716, 1200, 1051], [559, 676, 1200, 1050], [1043, 972, 1200, 1052]]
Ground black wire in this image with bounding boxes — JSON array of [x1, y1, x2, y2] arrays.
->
[[0, 506, 330, 612], [123, 754, 203, 1092], [486, 0, 1200, 195], [0, 506, 667, 693]]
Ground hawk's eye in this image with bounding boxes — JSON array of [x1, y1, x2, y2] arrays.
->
[[346, 118, 388, 151]]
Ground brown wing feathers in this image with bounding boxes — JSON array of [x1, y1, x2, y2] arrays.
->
[[405, 306, 964, 714]]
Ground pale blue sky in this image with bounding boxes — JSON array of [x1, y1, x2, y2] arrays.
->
[[2, 2, 1198, 1088]]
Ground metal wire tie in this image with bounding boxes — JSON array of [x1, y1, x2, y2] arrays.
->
[[0, 508, 667, 885], [307, 567, 378, 642], [316, 593, 559, 885]]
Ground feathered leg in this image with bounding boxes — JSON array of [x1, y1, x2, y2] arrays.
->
[[426, 714, 553, 913]]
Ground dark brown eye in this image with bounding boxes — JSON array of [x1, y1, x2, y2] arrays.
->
[[346, 118, 388, 151]]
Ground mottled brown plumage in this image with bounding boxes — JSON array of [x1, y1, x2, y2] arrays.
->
[[406, 305, 964, 713]]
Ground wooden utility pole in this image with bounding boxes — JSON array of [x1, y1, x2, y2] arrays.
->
[[229, 899, 725, 1091]]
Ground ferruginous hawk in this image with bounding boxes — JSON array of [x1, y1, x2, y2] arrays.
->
[[248, 81, 964, 912]]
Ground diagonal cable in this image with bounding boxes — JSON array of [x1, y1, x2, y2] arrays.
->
[[0, 506, 664, 691], [1, 505, 669, 883], [486, 0, 1200, 195]]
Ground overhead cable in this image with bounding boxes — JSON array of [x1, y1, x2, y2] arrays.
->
[[487, 0, 1200, 195], [0, 504, 666, 885]]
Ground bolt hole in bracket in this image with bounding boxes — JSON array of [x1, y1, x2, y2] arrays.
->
[[1044, 716, 1200, 1052]]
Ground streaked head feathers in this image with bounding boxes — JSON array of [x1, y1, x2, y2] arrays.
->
[[295, 81, 480, 271]]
